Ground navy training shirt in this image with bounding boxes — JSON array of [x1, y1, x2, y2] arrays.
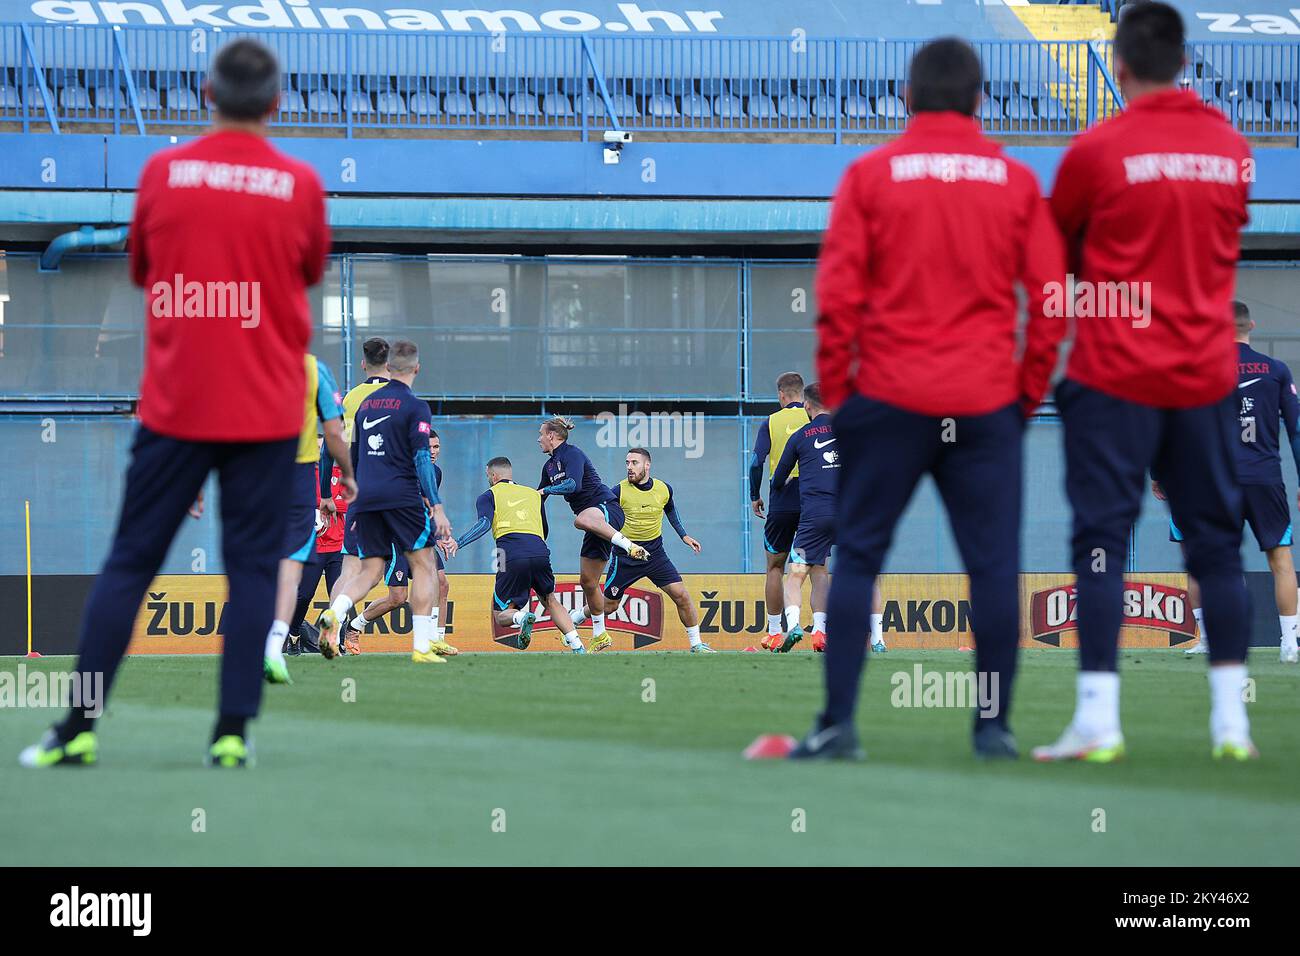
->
[[349, 379, 435, 513], [539, 441, 617, 515], [771, 412, 840, 515], [1237, 341, 1300, 486]]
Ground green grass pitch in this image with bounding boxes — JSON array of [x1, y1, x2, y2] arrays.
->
[[1, 649, 1296, 865]]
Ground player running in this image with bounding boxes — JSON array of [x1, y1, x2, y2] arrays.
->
[[749, 372, 809, 650], [1037, 2, 1257, 762], [770, 385, 887, 655], [263, 354, 355, 683], [538, 416, 648, 653], [1163, 301, 1300, 664], [454, 456, 585, 652], [606, 448, 715, 653], [343, 431, 457, 655], [318, 340, 455, 663]]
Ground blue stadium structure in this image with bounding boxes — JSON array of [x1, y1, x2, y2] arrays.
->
[[1, 0, 1299, 581]]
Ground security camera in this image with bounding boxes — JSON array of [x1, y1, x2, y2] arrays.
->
[[603, 130, 633, 145]]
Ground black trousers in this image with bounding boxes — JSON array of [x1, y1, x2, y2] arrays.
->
[[822, 394, 1024, 730], [62, 426, 295, 736], [1058, 378, 1249, 669]]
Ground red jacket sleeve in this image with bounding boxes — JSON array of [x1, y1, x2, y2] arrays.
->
[[129, 156, 160, 288], [814, 162, 871, 411], [1017, 186, 1068, 414], [1048, 139, 1094, 276], [301, 168, 329, 287]]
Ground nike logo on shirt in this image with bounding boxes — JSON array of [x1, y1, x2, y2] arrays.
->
[[362, 416, 391, 429], [1239, 378, 1261, 389], [813, 438, 837, 449]]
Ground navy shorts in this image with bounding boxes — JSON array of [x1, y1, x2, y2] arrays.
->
[[791, 511, 836, 566], [580, 499, 626, 562], [1171, 482, 1292, 551], [351, 505, 431, 559], [603, 539, 682, 600], [494, 554, 556, 610], [385, 546, 410, 587], [282, 461, 319, 563], [764, 510, 799, 555]]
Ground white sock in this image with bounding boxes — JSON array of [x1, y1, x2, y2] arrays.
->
[[349, 607, 368, 632], [871, 613, 884, 644], [571, 607, 588, 626], [1208, 664, 1250, 742], [412, 614, 434, 654], [1193, 607, 1207, 642], [686, 625, 701, 647], [563, 630, 583, 649], [767, 613, 782, 635], [612, 532, 636, 554], [329, 595, 353, 620], [265, 620, 289, 660], [1279, 614, 1297, 649], [1073, 671, 1121, 738], [436, 626, 447, 643], [784, 605, 801, 631], [812, 611, 826, 632], [512, 608, 528, 627], [591, 612, 606, 636]]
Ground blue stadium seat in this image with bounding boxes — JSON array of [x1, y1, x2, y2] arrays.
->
[[0, 84, 20, 109], [1271, 100, 1298, 124], [278, 89, 305, 113], [475, 92, 506, 116], [509, 92, 540, 117], [647, 92, 678, 118], [810, 94, 838, 118], [442, 91, 474, 116], [407, 90, 440, 116], [1036, 96, 1068, 122], [680, 93, 712, 118], [747, 95, 777, 119], [778, 94, 810, 119], [842, 94, 872, 120], [346, 91, 372, 115], [58, 84, 90, 110], [1238, 99, 1269, 124], [875, 95, 906, 120], [306, 89, 339, 114], [374, 90, 406, 116], [713, 94, 744, 119], [1004, 96, 1036, 121], [976, 96, 1002, 122], [542, 92, 573, 117]]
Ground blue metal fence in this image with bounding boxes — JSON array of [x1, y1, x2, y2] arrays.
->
[[4, 23, 1295, 138]]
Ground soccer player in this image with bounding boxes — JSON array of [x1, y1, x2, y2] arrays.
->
[[262, 354, 355, 683], [318, 340, 455, 663], [20, 39, 329, 769], [537, 416, 648, 653], [454, 457, 585, 652], [795, 38, 1065, 761], [767, 385, 887, 655], [607, 447, 715, 652], [285, 450, 349, 654], [749, 372, 810, 650], [1037, 2, 1257, 761], [1161, 301, 1300, 664], [343, 432, 458, 655]]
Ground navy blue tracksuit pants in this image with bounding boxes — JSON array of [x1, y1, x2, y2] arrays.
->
[[61, 426, 295, 737], [1058, 379, 1249, 669], [823, 395, 1024, 731]]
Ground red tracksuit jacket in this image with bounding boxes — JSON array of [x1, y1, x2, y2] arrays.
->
[[1050, 89, 1250, 409], [131, 130, 330, 441], [815, 111, 1066, 417]]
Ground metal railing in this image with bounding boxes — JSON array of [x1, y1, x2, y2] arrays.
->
[[0, 24, 1296, 138]]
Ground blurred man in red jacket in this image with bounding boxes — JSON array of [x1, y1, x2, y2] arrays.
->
[[20, 39, 329, 771], [1035, 2, 1256, 762], [791, 37, 1065, 760]]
